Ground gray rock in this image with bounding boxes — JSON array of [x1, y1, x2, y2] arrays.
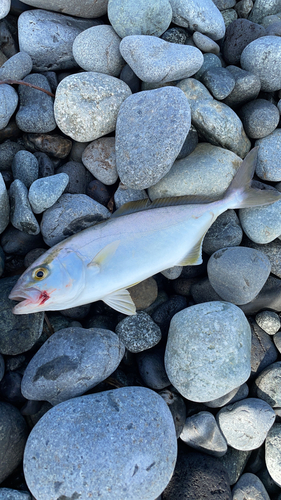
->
[[177, 78, 213, 113], [213, 0, 236, 8], [0, 140, 24, 172], [241, 36, 281, 92], [249, 0, 281, 23], [192, 99, 251, 158], [203, 209, 243, 255], [23, 387, 177, 500], [239, 99, 280, 139], [115, 311, 161, 353], [256, 310, 281, 335], [0, 402, 28, 484], [205, 383, 249, 408], [235, 0, 254, 18], [120, 35, 203, 83], [232, 473, 271, 500], [158, 389, 186, 438], [108, 0, 172, 38], [274, 331, 281, 352], [207, 246, 271, 305], [239, 194, 281, 244], [161, 266, 182, 279], [40, 193, 110, 246], [193, 31, 220, 54], [15, 0, 108, 17], [161, 27, 187, 44], [169, 0, 225, 40], [54, 72, 131, 142], [18, 9, 96, 71], [253, 361, 281, 407], [56, 161, 88, 194], [217, 398, 275, 451], [148, 143, 241, 200], [9, 179, 40, 235], [115, 87, 191, 189], [223, 65, 261, 109], [165, 301, 251, 402], [222, 19, 266, 66], [255, 129, 281, 181], [0, 173, 9, 234], [28, 173, 69, 214], [180, 411, 227, 457], [16, 74, 56, 133], [82, 137, 118, 185], [194, 52, 222, 80], [239, 276, 281, 316], [250, 319, 278, 379], [114, 183, 148, 209], [21, 327, 125, 405], [137, 345, 170, 390], [73, 25, 124, 77], [0, 0, 10, 19], [177, 124, 198, 159], [11, 150, 39, 188], [265, 423, 281, 487], [0, 51, 32, 80], [0, 489, 31, 500], [221, 8, 237, 26], [201, 67, 235, 100], [0, 84, 18, 130], [218, 447, 251, 486]]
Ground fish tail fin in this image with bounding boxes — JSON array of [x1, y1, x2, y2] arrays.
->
[[224, 147, 281, 209]]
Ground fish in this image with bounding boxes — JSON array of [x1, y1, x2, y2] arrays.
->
[[9, 148, 281, 316]]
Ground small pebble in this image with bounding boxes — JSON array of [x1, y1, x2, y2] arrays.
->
[[9, 179, 40, 235], [241, 36, 281, 92], [56, 161, 87, 194], [256, 311, 281, 335], [115, 311, 161, 353], [193, 31, 220, 54], [232, 472, 271, 500], [28, 173, 69, 214], [180, 411, 227, 457], [239, 98, 280, 139], [23, 133, 72, 159], [137, 345, 170, 390], [235, 0, 253, 18], [158, 389, 186, 438], [82, 137, 118, 185], [201, 67, 235, 100], [11, 150, 39, 188], [221, 8, 238, 27], [0, 172, 9, 234], [34, 152, 55, 177], [169, 0, 225, 40]]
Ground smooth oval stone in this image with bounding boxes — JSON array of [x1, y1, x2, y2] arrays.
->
[[120, 35, 203, 83], [216, 398, 275, 451], [11, 149, 39, 188], [194, 52, 222, 80], [115, 311, 161, 353], [169, 0, 225, 40], [255, 129, 281, 181], [241, 36, 281, 91], [164, 301, 251, 402], [16, 0, 108, 17], [54, 72, 131, 142], [192, 99, 251, 158], [9, 179, 40, 235], [0, 402, 28, 483], [203, 209, 243, 255], [193, 31, 220, 54], [73, 25, 124, 77], [0, 51, 32, 80], [82, 137, 118, 185], [253, 361, 281, 407], [201, 67, 235, 100], [223, 65, 261, 109], [239, 98, 280, 139], [232, 472, 271, 500], [0, 84, 18, 131], [180, 411, 227, 457], [148, 143, 241, 200], [23, 387, 177, 500], [137, 345, 170, 390], [265, 423, 281, 487], [115, 87, 191, 189], [28, 173, 69, 214], [256, 310, 281, 335], [207, 246, 271, 305], [18, 9, 96, 71], [114, 183, 148, 209], [41, 193, 110, 246], [222, 19, 266, 65], [239, 195, 281, 244], [0, 172, 9, 234], [16, 73, 56, 133], [21, 327, 125, 405], [108, 0, 172, 38]]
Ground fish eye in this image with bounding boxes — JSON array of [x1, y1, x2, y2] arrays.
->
[[32, 267, 48, 281]]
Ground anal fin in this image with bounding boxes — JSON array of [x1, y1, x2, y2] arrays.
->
[[103, 288, 136, 315]]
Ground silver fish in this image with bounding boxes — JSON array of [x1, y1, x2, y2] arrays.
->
[[9, 148, 281, 315]]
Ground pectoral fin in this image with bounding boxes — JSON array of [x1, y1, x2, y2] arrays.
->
[[87, 240, 120, 269], [103, 288, 136, 315], [178, 237, 204, 266]]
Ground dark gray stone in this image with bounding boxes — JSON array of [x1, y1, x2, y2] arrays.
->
[[161, 27, 187, 44], [203, 209, 243, 256], [115, 312, 161, 353], [34, 152, 55, 178], [158, 389, 186, 438], [240, 276, 281, 315], [0, 402, 28, 483], [0, 173, 9, 234], [56, 161, 87, 194], [222, 19, 266, 65], [194, 53, 222, 81], [232, 473, 271, 500], [265, 423, 281, 488], [119, 63, 140, 93], [250, 319, 278, 379], [239, 99, 280, 139], [217, 447, 251, 485], [241, 36, 281, 92], [0, 84, 18, 130], [0, 140, 24, 172], [9, 179, 40, 235], [11, 149, 39, 188], [0, 246, 4, 277], [223, 65, 261, 109], [0, 225, 43, 255], [176, 125, 198, 159], [0, 354, 4, 382], [137, 346, 170, 390], [28, 173, 69, 214], [201, 67, 235, 100]]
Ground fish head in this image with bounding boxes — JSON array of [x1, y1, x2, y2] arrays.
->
[[9, 247, 86, 314]]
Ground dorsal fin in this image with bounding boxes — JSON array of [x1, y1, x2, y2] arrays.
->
[[111, 199, 152, 218]]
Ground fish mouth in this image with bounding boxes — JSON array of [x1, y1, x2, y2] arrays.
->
[[9, 286, 48, 315]]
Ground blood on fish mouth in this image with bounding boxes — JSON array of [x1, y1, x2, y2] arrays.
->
[[39, 290, 50, 305]]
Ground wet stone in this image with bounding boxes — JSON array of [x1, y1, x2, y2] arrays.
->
[[28, 173, 69, 214], [180, 411, 228, 457], [0, 51, 32, 80], [201, 67, 235, 100], [0, 402, 28, 484], [203, 210, 243, 256], [11, 150, 39, 188], [0, 172, 9, 234], [115, 311, 161, 353], [256, 310, 281, 335], [169, 0, 225, 40], [9, 179, 40, 235], [41, 193, 110, 246], [82, 137, 118, 186], [0, 84, 18, 130], [222, 19, 266, 65], [239, 99, 280, 139], [23, 133, 72, 159], [137, 345, 170, 390], [21, 327, 125, 405]]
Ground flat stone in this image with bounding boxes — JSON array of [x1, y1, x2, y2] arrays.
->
[[0, 51, 32, 80], [207, 246, 271, 305], [16, 73, 56, 133], [23, 387, 177, 500], [253, 361, 281, 408], [265, 423, 281, 487], [115, 311, 161, 353], [28, 173, 69, 213], [0, 84, 18, 130], [73, 25, 124, 77], [164, 301, 251, 402], [239, 99, 280, 139], [0, 172, 9, 234], [255, 129, 281, 181], [18, 9, 96, 71], [40, 193, 110, 246], [9, 179, 40, 235], [148, 143, 241, 200], [256, 310, 281, 335], [222, 19, 266, 65], [21, 327, 125, 405], [16, 0, 108, 17], [11, 150, 39, 188], [108, 0, 172, 38], [232, 472, 271, 500], [241, 36, 281, 92], [82, 137, 118, 185], [0, 402, 28, 484], [203, 210, 243, 255], [115, 87, 191, 189], [54, 72, 131, 142], [120, 35, 203, 83], [169, 0, 225, 40], [180, 411, 227, 457], [216, 398, 275, 451]]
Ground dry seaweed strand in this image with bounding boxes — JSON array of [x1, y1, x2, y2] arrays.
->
[[0, 79, 55, 97]]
